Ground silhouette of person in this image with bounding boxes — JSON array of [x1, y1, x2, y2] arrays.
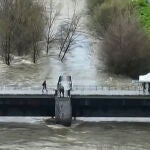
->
[[42, 80, 48, 93], [148, 83, 150, 94], [59, 84, 64, 97], [62, 85, 64, 97], [142, 82, 146, 93], [58, 83, 61, 97], [68, 90, 70, 97]]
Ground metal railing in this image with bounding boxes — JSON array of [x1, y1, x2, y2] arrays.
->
[[72, 85, 142, 91], [0, 86, 56, 95], [0, 83, 148, 95], [71, 84, 148, 96]]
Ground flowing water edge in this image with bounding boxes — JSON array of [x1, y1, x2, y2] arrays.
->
[[0, 0, 149, 149], [0, 117, 150, 150]]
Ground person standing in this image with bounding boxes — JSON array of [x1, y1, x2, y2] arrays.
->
[[42, 80, 48, 94], [142, 82, 146, 93], [59, 84, 64, 97], [148, 83, 150, 94], [62, 85, 64, 97]]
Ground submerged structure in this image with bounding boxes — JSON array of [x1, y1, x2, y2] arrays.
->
[[0, 76, 150, 126], [55, 76, 72, 126]]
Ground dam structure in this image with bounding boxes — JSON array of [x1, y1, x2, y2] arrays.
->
[[0, 77, 150, 126]]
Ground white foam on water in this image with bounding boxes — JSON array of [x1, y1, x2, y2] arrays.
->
[[20, 59, 33, 65], [0, 117, 150, 124], [0, 117, 47, 124], [46, 124, 67, 129], [77, 117, 150, 123]]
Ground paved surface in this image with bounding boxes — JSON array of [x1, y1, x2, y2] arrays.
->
[[71, 89, 145, 96], [0, 87, 55, 95], [0, 85, 149, 96]]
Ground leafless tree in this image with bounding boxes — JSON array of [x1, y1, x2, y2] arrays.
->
[[0, 0, 15, 65], [45, 0, 60, 54], [58, 11, 81, 61], [0, 0, 45, 65], [28, 3, 45, 63]]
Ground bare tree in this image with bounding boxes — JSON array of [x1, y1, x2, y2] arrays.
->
[[28, 3, 45, 63], [102, 10, 150, 77], [31, 23, 40, 63], [0, 0, 15, 65], [58, 11, 81, 61], [45, 0, 60, 54], [0, 0, 45, 65], [12, 0, 33, 56]]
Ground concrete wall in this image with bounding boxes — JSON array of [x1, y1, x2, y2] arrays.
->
[[0, 94, 150, 117], [0, 95, 55, 116], [55, 97, 72, 126], [72, 95, 150, 117]]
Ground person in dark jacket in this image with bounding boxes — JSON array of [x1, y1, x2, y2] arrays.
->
[[42, 80, 48, 93], [148, 83, 150, 94], [59, 84, 64, 97], [142, 82, 146, 93]]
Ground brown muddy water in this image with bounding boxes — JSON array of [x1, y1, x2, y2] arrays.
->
[[0, 117, 150, 150], [0, 1, 147, 150], [0, 0, 132, 89]]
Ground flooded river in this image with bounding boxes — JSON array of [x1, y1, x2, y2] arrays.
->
[[0, 0, 132, 89], [0, 1, 149, 150], [0, 118, 150, 150]]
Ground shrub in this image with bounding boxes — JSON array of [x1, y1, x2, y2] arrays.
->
[[102, 10, 150, 77]]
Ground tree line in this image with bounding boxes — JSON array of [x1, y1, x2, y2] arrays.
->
[[87, 0, 150, 78], [0, 0, 80, 65], [0, 0, 45, 65]]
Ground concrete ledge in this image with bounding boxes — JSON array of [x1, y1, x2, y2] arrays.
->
[[55, 97, 72, 126], [0, 94, 150, 117], [71, 95, 150, 99]]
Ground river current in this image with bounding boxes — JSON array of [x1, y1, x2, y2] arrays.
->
[[0, 0, 149, 150], [0, 117, 150, 150], [0, 0, 132, 89]]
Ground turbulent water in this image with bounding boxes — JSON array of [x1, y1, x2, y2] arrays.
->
[[0, 0, 132, 89], [0, 118, 150, 150], [0, 1, 149, 150]]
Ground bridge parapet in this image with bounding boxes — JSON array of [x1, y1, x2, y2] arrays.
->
[[0, 83, 148, 96], [71, 84, 146, 95], [0, 86, 56, 95]]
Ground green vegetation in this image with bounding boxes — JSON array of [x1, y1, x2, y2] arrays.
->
[[87, 0, 150, 78], [102, 10, 150, 77], [87, 0, 131, 37], [135, 0, 150, 35]]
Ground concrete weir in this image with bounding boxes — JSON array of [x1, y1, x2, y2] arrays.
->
[[55, 97, 72, 126]]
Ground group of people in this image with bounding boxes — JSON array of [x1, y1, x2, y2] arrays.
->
[[142, 82, 150, 94], [42, 80, 65, 97]]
